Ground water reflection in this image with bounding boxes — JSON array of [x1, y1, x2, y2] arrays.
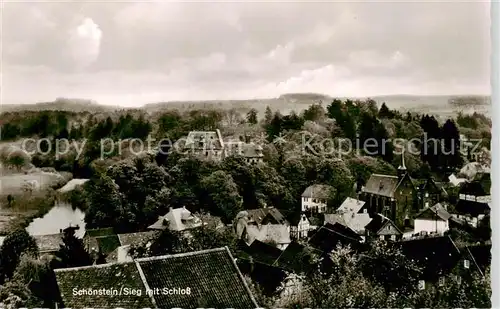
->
[[26, 202, 86, 238]]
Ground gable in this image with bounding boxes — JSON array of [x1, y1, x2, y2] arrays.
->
[[415, 208, 446, 221], [377, 221, 402, 235], [396, 174, 415, 193]]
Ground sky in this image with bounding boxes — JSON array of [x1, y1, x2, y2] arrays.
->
[[1, 1, 492, 107]]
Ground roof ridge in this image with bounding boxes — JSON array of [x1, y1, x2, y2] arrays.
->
[[134, 260, 158, 307], [54, 260, 135, 273], [135, 247, 227, 262], [224, 247, 260, 307], [371, 173, 398, 178]]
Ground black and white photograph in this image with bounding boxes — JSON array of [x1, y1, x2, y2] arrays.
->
[[0, 1, 494, 308]]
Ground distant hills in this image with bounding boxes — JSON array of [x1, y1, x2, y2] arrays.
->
[[0, 93, 491, 115]]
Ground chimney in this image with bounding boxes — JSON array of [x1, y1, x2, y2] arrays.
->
[[169, 207, 173, 213]]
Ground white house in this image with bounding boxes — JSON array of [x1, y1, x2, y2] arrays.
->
[[301, 184, 333, 213], [414, 203, 451, 235], [287, 213, 310, 239]]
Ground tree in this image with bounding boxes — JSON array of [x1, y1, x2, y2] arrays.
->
[[378, 102, 393, 119], [200, 170, 243, 223], [246, 109, 258, 125], [264, 106, 273, 125], [56, 227, 92, 268], [0, 229, 39, 281], [441, 119, 463, 170], [84, 175, 123, 230], [266, 112, 283, 142], [360, 240, 422, 299], [302, 103, 326, 122]]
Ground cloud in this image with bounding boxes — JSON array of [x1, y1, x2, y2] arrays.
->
[[1, 2, 490, 105], [67, 17, 102, 70]]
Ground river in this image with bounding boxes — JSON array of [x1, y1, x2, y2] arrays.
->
[[26, 202, 86, 238]]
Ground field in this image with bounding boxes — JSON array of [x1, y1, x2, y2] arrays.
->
[[0, 171, 64, 195]]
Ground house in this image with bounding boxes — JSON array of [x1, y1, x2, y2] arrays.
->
[[82, 227, 116, 258], [183, 129, 226, 161], [284, 212, 310, 239], [272, 241, 321, 274], [448, 173, 467, 187], [414, 203, 451, 235], [226, 140, 264, 164], [240, 143, 264, 164], [328, 197, 373, 236], [399, 235, 476, 284], [308, 222, 363, 253], [364, 213, 403, 241], [34, 225, 80, 256], [454, 177, 491, 225], [459, 162, 490, 180], [234, 207, 291, 250], [235, 242, 288, 296], [34, 234, 64, 255], [360, 154, 417, 227], [301, 184, 333, 213], [414, 177, 447, 209], [54, 247, 259, 309], [105, 231, 157, 263], [148, 206, 203, 232]]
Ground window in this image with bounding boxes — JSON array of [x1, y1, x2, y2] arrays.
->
[[363, 209, 367, 213], [425, 202, 429, 207], [425, 192, 429, 198], [379, 235, 384, 240], [418, 280, 425, 290], [464, 259, 470, 269], [390, 235, 396, 241], [438, 277, 445, 287]]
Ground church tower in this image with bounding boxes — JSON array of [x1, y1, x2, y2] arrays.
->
[[397, 149, 407, 180]]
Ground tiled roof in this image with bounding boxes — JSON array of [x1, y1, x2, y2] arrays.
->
[[399, 235, 462, 281], [55, 247, 258, 309], [273, 241, 320, 274], [365, 213, 402, 235], [118, 231, 157, 247], [55, 262, 154, 308], [324, 213, 348, 226], [455, 199, 490, 217], [346, 214, 372, 233], [324, 213, 371, 234], [308, 223, 362, 253], [34, 233, 64, 253], [245, 207, 288, 225], [336, 197, 365, 216], [241, 143, 264, 158], [415, 203, 451, 221], [137, 247, 258, 308], [301, 184, 333, 199], [243, 239, 283, 265], [362, 174, 400, 197], [96, 235, 121, 256], [148, 207, 203, 231], [184, 130, 224, 150]]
